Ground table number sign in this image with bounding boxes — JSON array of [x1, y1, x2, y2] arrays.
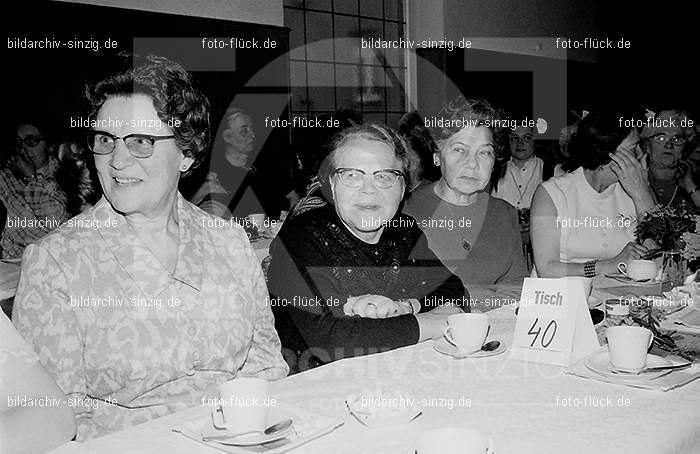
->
[[510, 278, 599, 366]]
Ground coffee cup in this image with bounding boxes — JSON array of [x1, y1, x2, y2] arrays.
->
[[606, 326, 654, 373], [417, 427, 495, 454], [443, 313, 490, 354], [617, 260, 657, 281], [211, 377, 269, 435], [561, 276, 592, 298]]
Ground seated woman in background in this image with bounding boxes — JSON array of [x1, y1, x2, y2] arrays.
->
[[188, 106, 288, 220], [640, 109, 699, 212], [1, 120, 69, 260], [267, 124, 465, 368], [1, 312, 76, 453], [404, 97, 528, 311], [531, 110, 656, 278], [12, 54, 287, 440]]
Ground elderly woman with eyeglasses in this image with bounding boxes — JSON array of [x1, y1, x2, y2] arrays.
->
[[640, 109, 699, 212], [12, 55, 287, 440], [267, 124, 465, 369]]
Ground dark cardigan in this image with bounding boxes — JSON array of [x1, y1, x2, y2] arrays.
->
[[267, 205, 465, 364], [404, 186, 528, 287]]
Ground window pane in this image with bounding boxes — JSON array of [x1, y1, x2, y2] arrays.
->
[[307, 62, 335, 110], [306, 0, 331, 11], [336, 64, 359, 107], [359, 18, 384, 63], [334, 16, 360, 64], [306, 11, 334, 61], [284, 8, 306, 60], [334, 0, 358, 14], [384, 21, 405, 67], [360, 0, 382, 18], [360, 65, 385, 112], [384, 0, 403, 21], [386, 67, 405, 112]]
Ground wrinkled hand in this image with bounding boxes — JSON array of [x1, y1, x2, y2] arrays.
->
[[608, 149, 649, 197], [616, 129, 641, 156], [614, 242, 650, 265], [343, 294, 412, 319], [9, 153, 35, 179]]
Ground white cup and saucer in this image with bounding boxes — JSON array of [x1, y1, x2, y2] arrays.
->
[[615, 260, 658, 283], [433, 313, 505, 359], [584, 326, 673, 380], [201, 377, 293, 446]]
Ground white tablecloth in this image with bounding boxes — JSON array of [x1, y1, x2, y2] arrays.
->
[[51, 306, 700, 454]]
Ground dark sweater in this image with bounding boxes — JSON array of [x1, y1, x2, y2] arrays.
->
[[404, 185, 528, 286], [267, 205, 465, 362]]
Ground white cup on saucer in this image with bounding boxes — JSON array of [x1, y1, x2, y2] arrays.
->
[[211, 377, 269, 435], [416, 427, 495, 454], [617, 260, 657, 281], [606, 326, 654, 373], [443, 313, 490, 354]]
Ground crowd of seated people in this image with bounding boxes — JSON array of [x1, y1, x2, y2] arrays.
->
[[2, 51, 698, 449]]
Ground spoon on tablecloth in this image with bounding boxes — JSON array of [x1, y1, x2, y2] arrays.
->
[[480, 340, 501, 352]]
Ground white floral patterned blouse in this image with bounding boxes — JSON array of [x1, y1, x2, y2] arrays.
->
[[12, 194, 288, 440]]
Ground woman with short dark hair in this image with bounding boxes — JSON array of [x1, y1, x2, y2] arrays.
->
[[531, 110, 656, 277], [404, 97, 527, 308]]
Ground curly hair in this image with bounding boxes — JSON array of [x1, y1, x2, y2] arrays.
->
[[428, 96, 508, 161], [318, 124, 418, 202], [563, 110, 629, 172], [84, 54, 210, 174]]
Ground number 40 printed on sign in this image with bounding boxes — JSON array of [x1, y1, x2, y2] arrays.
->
[[510, 278, 599, 367]]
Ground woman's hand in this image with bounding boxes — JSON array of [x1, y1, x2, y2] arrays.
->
[[343, 294, 413, 319], [608, 149, 655, 213], [9, 153, 35, 179], [598, 241, 649, 274], [608, 149, 648, 196]]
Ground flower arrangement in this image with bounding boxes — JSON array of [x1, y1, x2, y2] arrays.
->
[[635, 204, 697, 252], [681, 217, 700, 261]]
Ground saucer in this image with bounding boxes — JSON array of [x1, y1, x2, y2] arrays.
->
[[200, 410, 295, 446], [604, 273, 658, 285], [345, 388, 422, 428], [433, 338, 506, 359], [584, 351, 673, 381]]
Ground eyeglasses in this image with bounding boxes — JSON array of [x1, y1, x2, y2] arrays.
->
[[650, 134, 687, 148], [87, 130, 175, 158], [333, 168, 404, 189], [16, 135, 43, 148]]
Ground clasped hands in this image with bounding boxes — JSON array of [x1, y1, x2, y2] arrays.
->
[[343, 294, 415, 319]]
